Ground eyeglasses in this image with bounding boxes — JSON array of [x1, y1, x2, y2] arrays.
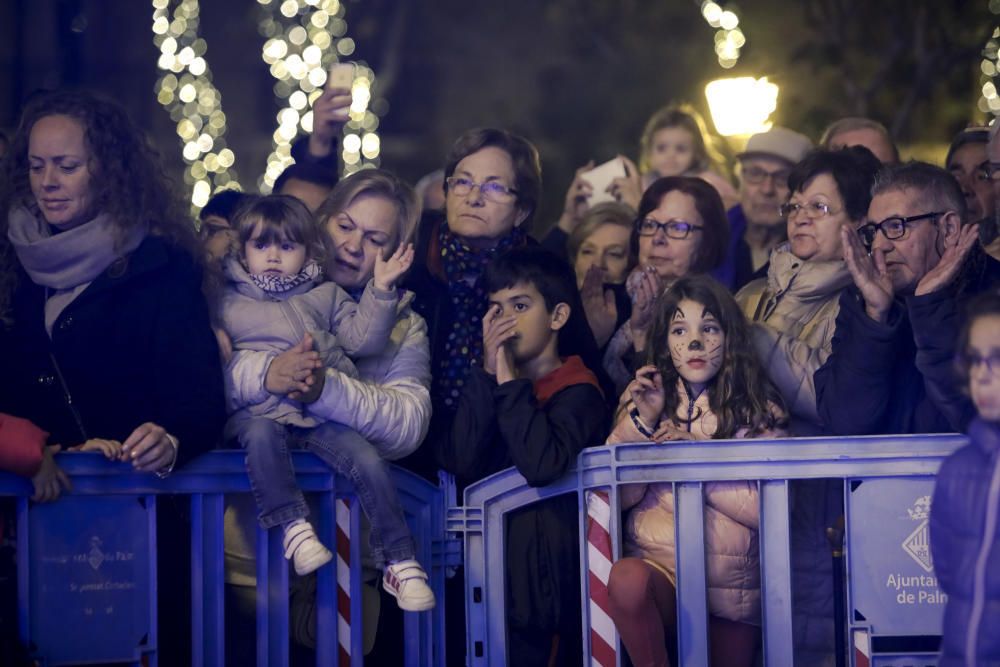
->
[[741, 166, 790, 187], [445, 176, 518, 203], [635, 218, 703, 239], [959, 351, 1000, 376], [779, 201, 840, 219], [984, 162, 1000, 182], [856, 211, 943, 245]]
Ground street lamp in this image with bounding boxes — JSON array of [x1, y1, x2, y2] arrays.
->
[[705, 76, 779, 137]]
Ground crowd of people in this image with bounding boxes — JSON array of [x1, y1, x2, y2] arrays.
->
[[0, 86, 998, 667]]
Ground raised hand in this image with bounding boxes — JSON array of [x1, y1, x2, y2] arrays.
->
[[608, 155, 643, 210], [557, 161, 595, 234], [482, 304, 518, 376], [841, 226, 893, 323], [914, 223, 979, 296], [628, 265, 663, 348], [628, 364, 666, 429], [309, 87, 352, 157], [373, 243, 414, 291], [580, 264, 619, 347]]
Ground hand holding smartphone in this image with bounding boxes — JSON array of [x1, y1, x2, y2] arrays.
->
[[326, 62, 355, 91], [580, 157, 628, 205]]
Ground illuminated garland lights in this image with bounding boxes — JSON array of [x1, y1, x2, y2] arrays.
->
[[152, 0, 240, 212], [257, 0, 383, 193], [978, 14, 1000, 121], [700, 1, 745, 69]]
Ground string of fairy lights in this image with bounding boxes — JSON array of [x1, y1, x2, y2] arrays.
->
[[700, 1, 745, 69], [978, 15, 1000, 122], [256, 0, 382, 193], [151, 0, 240, 212]]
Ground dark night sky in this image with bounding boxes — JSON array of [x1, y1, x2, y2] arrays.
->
[[0, 0, 991, 226]]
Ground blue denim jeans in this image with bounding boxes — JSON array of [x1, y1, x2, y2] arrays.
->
[[226, 414, 416, 568]]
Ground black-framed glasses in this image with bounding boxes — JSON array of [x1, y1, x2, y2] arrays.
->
[[741, 165, 790, 187], [856, 212, 943, 245], [635, 218, 703, 239], [779, 201, 840, 219], [958, 351, 1000, 376], [445, 176, 518, 203]]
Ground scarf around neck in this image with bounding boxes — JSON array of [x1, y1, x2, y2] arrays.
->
[[434, 222, 527, 410], [249, 260, 322, 294], [7, 206, 147, 336]]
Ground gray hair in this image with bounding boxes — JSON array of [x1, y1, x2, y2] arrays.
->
[[871, 161, 967, 223]]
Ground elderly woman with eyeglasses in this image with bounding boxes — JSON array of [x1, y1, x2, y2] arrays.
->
[[734, 147, 882, 433], [602, 176, 730, 395]]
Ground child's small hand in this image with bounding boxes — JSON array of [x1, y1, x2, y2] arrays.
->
[[289, 365, 326, 404], [373, 243, 415, 291], [628, 364, 665, 429], [652, 422, 696, 443], [482, 304, 518, 376], [73, 438, 124, 460]]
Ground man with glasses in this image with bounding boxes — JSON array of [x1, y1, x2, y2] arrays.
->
[[816, 161, 998, 435], [714, 126, 813, 291]]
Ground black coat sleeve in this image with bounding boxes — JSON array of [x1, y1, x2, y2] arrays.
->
[[815, 289, 905, 435], [435, 366, 505, 483], [495, 380, 608, 487], [907, 289, 975, 432], [149, 254, 226, 465]]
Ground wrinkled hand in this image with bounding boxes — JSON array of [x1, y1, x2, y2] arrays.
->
[[628, 265, 663, 345], [73, 438, 124, 460], [580, 265, 618, 347], [482, 304, 517, 376], [265, 333, 322, 395], [373, 243, 415, 291], [309, 87, 351, 156], [609, 155, 642, 210], [122, 423, 176, 472], [557, 161, 595, 233], [652, 422, 696, 442], [841, 226, 893, 323], [914, 223, 979, 296], [31, 445, 70, 503], [628, 365, 665, 428]]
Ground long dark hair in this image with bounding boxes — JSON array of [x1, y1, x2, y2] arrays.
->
[[645, 274, 785, 438]]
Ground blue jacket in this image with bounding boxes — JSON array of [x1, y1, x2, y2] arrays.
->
[[930, 418, 1000, 664]]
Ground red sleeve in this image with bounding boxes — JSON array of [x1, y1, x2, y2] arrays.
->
[[0, 412, 49, 477]]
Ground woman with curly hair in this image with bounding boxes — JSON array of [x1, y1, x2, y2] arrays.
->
[[605, 274, 787, 667], [0, 89, 225, 477]]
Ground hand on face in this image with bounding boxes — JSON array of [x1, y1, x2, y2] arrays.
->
[[628, 365, 666, 428], [914, 222, 979, 296], [841, 225, 894, 323], [482, 304, 517, 376], [627, 265, 664, 338], [324, 195, 399, 290], [580, 264, 619, 348], [373, 242, 414, 291]]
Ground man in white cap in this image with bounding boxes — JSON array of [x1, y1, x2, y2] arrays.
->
[[714, 126, 813, 291]]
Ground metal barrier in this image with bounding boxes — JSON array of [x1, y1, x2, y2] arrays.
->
[[447, 434, 967, 667], [0, 450, 455, 667]]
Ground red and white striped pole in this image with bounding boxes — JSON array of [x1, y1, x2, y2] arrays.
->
[[336, 498, 352, 667], [586, 489, 617, 667]]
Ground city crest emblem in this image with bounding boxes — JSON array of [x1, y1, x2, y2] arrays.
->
[[901, 495, 933, 573]]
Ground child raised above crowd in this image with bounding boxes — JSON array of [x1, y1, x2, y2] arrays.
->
[[437, 245, 608, 665], [219, 194, 435, 611]]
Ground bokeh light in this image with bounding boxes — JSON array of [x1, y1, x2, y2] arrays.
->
[[979, 14, 1000, 122], [701, 1, 745, 68], [257, 0, 383, 192], [151, 0, 241, 215], [705, 77, 779, 136]]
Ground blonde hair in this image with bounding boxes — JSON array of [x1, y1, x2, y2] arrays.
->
[[315, 169, 420, 252], [639, 103, 724, 176], [566, 201, 637, 268]]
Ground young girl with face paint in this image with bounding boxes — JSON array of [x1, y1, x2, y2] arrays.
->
[[605, 274, 787, 667]]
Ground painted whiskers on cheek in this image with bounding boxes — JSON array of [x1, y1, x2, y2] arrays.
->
[[669, 342, 685, 367], [705, 339, 723, 375]]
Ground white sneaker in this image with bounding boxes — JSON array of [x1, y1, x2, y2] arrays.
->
[[383, 559, 436, 612], [282, 519, 333, 576]]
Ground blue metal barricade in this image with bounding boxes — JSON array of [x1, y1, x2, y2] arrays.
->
[[449, 434, 966, 666], [0, 450, 454, 667]]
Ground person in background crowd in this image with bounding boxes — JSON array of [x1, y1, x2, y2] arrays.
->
[[607, 275, 787, 667], [820, 117, 900, 165], [736, 147, 881, 433], [603, 176, 729, 395], [984, 122, 1000, 260], [414, 169, 446, 211], [715, 127, 814, 292], [946, 127, 996, 230], [273, 161, 338, 214], [929, 291, 1000, 666], [567, 202, 636, 347], [439, 246, 608, 666], [816, 161, 989, 435], [0, 89, 226, 664], [198, 188, 248, 262]]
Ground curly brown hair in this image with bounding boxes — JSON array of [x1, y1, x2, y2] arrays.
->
[[0, 90, 199, 319], [644, 274, 785, 438]]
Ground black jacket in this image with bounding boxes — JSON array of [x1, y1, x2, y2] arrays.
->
[[814, 288, 951, 435], [438, 363, 606, 664], [1, 236, 226, 465]]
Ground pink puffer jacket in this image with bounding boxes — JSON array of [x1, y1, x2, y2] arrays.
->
[[607, 384, 786, 625]]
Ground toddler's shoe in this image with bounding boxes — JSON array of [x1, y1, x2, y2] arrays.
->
[[383, 559, 436, 612], [282, 519, 333, 575]]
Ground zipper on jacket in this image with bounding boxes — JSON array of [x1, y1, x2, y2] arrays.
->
[[966, 448, 1000, 665], [682, 380, 704, 433], [49, 351, 89, 443]]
